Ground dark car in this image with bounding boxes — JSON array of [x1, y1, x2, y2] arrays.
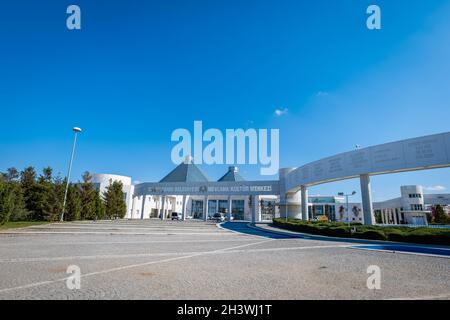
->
[[171, 212, 181, 220], [211, 212, 225, 222]]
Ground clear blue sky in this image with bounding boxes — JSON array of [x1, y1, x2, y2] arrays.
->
[[1, 0, 449, 201]]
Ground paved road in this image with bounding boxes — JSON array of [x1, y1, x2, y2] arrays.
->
[[0, 220, 449, 300]]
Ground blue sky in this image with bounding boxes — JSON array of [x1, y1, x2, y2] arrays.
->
[[0, 0, 449, 201]]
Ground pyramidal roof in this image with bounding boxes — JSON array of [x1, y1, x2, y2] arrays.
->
[[218, 166, 245, 182], [159, 156, 209, 183]]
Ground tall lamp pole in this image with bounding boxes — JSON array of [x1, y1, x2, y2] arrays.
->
[[338, 191, 356, 228], [60, 127, 82, 222]]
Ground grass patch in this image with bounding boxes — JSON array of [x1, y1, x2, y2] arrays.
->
[[0, 221, 51, 230], [273, 218, 450, 245]]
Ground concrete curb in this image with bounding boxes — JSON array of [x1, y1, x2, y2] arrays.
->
[[248, 222, 450, 248]]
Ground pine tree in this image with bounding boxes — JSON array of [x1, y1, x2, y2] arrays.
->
[[39, 167, 61, 221], [104, 180, 126, 219], [0, 177, 14, 225], [20, 166, 37, 217], [65, 185, 81, 221], [434, 205, 450, 224], [94, 190, 105, 220], [80, 172, 97, 220], [3, 167, 28, 221]]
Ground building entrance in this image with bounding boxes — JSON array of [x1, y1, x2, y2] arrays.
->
[[191, 200, 204, 219]]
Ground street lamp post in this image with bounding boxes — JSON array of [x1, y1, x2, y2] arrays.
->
[[338, 191, 357, 229], [60, 127, 82, 222]]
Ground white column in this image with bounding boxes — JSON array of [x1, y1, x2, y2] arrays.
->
[[182, 195, 187, 220], [251, 195, 259, 224], [301, 185, 309, 221], [130, 196, 135, 219], [160, 196, 166, 220], [360, 174, 375, 225], [393, 208, 398, 224], [140, 195, 146, 220], [227, 196, 232, 221], [204, 196, 209, 221], [381, 209, 385, 224]]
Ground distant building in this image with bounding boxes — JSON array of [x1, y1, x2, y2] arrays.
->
[[373, 185, 450, 225]]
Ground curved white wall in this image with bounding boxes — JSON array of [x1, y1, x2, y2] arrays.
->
[[285, 132, 450, 192], [92, 173, 134, 218], [400, 185, 424, 211], [91, 174, 131, 186]]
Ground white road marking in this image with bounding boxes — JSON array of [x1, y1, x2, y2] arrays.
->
[[0, 231, 239, 236], [0, 240, 281, 263], [0, 238, 262, 247], [0, 238, 273, 294], [0, 239, 351, 263], [26, 225, 221, 231]]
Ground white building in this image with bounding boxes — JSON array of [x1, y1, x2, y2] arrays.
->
[[92, 164, 449, 225], [373, 185, 450, 225], [92, 159, 279, 221], [90, 132, 450, 225]]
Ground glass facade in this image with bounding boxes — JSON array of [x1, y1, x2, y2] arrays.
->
[[191, 200, 204, 219], [208, 200, 218, 217], [260, 199, 276, 221], [232, 200, 245, 220], [218, 200, 228, 214], [309, 204, 336, 221]]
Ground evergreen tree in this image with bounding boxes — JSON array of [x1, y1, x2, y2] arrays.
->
[[65, 184, 81, 221], [38, 167, 61, 221], [104, 180, 126, 219], [23, 167, 61, 221], [27, 181, 49, 221], [20, 166, 37, 217], [0, 177, 14, 225], [52, 174, 65, 220], [94, 190, 105, 220], [434, 205, 450, 224], [4, 167, 19, 181], [80, 172, 97, 220], [5, 168, 28, 221]]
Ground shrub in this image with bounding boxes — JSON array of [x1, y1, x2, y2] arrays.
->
[[272, 218, 450, 245], [354, 230, 387, 241]]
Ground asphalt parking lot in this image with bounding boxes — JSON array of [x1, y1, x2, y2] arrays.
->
[[0, 220, 449, 300]]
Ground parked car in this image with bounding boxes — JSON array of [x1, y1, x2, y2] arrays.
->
[[171, 212, 181, 220], [211, 212, 225, 222]]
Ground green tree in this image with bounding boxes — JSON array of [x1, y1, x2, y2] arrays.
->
[[104, 180, 126, 219], [65, 185, 81, 221], [20, 166, 37, 217], [2, 167, 29, 221], [94, 190, 105, 220], [39, 167, 62, 221], [4, 167, 19, 181], [23, 167, 62, 222], [80, 172, 97, 220], [433, 205, 450, 224], [0, 178, 14, 225]]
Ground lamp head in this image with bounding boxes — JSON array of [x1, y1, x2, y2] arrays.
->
[[73, 127, 82, 133]]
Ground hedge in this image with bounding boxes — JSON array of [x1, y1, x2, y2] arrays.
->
[[272, 218, 450, 245]]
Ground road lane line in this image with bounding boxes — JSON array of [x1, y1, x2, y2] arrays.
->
[[0, 239, 272, 294]]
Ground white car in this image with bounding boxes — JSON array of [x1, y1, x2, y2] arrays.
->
[[211, 213, 225, 222]]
